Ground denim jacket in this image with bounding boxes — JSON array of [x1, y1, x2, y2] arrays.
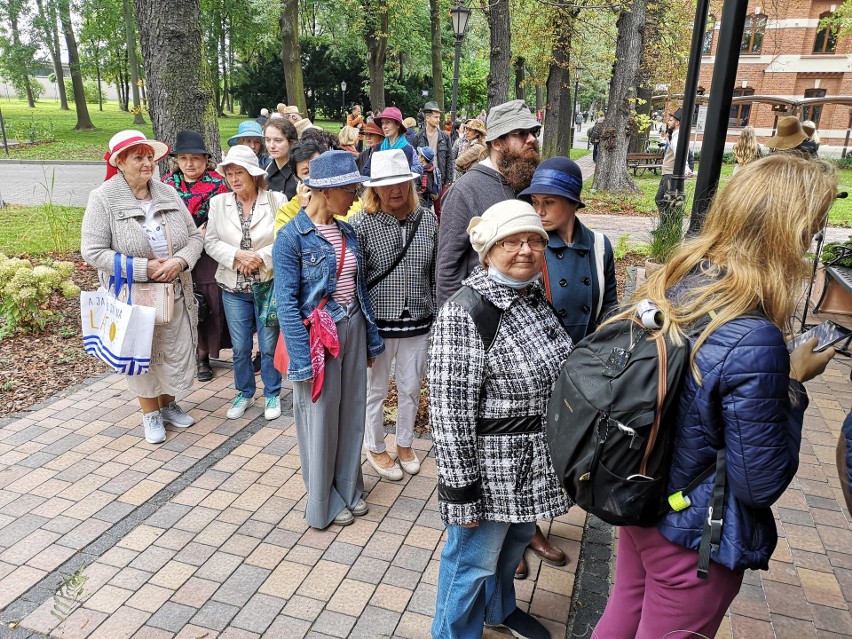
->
[[273, 208, 384, 380]]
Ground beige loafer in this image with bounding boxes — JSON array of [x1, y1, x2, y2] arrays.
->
[[399, 450, 421, 476], [351, 498, 369, 517], [333, 508, 354, 526], [365, 450, 403, 481]]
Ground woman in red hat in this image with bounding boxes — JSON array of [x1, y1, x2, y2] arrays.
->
[[361, 106, 423, 177]]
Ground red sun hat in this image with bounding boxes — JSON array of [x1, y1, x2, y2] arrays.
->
[[375, 107, 407, 133]]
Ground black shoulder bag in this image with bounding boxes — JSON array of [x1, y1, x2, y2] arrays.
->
[[366, 211, 423, 290]]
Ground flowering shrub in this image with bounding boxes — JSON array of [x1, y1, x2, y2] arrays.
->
[[0, 254, 80, 338]]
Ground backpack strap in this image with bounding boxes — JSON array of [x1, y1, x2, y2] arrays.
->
[[697, 449, 726, 579], [448, 285, 503, 352], [593, 232, 606, 320]]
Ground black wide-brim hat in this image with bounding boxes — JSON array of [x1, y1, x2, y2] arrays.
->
[[169, 130, 211, 156]]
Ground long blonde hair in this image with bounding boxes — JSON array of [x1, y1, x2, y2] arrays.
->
[[619, 154, 836, 372], [731, 126, 761, 167]]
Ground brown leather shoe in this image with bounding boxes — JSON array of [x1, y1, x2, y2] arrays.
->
[[514, 555, 528, 580], [529, 526, 567, 566]]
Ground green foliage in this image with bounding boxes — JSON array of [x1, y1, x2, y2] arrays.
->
[[63, 78, 101, 104], [648, 210, 684, 263], [836, 156, 852, 170], [822, 239, 852, 267], [0, 254, 79, 339], [0, 204, 85, 256], [7, 114, 57, 144], [613, 234, 632, 260], [9, 76, 44, 102], [298, 36, 368, 120], [51, 563, 88, 633]]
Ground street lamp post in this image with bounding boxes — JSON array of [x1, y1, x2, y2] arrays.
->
[[341, 80, 347, 124], [570, 66, 585, 150], [449, 2, 471, 127]]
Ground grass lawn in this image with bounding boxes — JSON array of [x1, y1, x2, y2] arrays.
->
[[0, 204, 84, 255], [0, 98, 340, 161]]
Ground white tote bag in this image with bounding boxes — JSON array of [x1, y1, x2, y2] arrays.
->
[[81, 254, 156, 375]]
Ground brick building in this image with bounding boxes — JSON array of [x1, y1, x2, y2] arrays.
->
[[698, 0, 852, 151]]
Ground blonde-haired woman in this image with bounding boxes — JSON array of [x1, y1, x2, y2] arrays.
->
[[594, 153, 837, 638], [350, 149, 438, 481], [731, 125, 761, 173], [338, 125, 360, 157]]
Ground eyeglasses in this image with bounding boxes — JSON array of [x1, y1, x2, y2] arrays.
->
[[339, 185, 364, 196], [504, 128, 541, 140], [496, 237, 547, 252]]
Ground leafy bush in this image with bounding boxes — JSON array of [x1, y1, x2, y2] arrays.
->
[[63, 78, 100, 104], [0, 255, 79, 338], [822, 240, 852, 267], [648, 210, 684, 263], [11, 77, 44, 102], [7, 115, 57, 144], [722, 151, 734, 164], [836, 156, 852, 170]]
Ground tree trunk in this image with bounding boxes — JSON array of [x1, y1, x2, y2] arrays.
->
[[218, 25, 227, 114], [8, 13, 35, 108], [135, 0, 221, 163], [279, 0, 307, 116], [486, 0, 510, 109], [35, 0, 68, 110], [364, 0, 388, 113], [541, 7, 577, 160], [535, 84, 543, 112], [514, 57, 525, 101], [58, 0, 94, 129], [592, 0, 646, 193], [96, 59, 103, 111], [124, 0, 146, 125], [429, 0, 444, 110], [627, 83, 652, 153]]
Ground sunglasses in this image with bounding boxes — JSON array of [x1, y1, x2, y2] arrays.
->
[[503, 128, 541, 140], [340, 185, 365, 196]]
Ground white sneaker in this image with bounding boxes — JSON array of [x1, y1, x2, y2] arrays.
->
[[160, 401, 195, 428], [264, 396, 281, 420], [226, 395, 254, 419], [142, 412, 166, 444]]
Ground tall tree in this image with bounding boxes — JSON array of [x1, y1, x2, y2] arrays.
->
[[280, 0, 307, 115], [0, 0, 37, 108], [429, 0, 444, 110], [136, 0, 220, 159], [33, 0, 68, 110], [541, 6, 579, 159], [57, 0, 94, 129], [123, 0, 145, 125], [364, 0, 388, 112], [592, 0, 647, 193], [486, 0, 510, 109]]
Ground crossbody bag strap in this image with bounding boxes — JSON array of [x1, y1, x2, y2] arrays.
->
[[540, 258, 553, 303], [367, 211, 423, 290]]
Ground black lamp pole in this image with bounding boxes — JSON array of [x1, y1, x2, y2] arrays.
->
[[449, 2, 471, 126], [687, 0, 750, 235]]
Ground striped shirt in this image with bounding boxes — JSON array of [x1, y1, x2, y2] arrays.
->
[[316, 223, 357, 306]]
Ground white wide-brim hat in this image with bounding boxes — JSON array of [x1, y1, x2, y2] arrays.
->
[[216, 144, 268, 177], [363, 149, 419, 187], [107, 129, 169, 167]]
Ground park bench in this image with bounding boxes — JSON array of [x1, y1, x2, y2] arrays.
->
[[626, 152, 664, 176]]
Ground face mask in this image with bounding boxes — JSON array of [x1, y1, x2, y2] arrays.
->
[[487, 265, 540, 290]]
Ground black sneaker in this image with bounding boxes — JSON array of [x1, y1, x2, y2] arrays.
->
[[501, 609, 550, 639], [253, 352, 261, 374]]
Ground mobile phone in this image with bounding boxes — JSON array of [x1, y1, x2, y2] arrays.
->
[[788, 320, 852, 352]]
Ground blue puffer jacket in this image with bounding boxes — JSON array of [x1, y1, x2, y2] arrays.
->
[[657, 316, 808, 573]]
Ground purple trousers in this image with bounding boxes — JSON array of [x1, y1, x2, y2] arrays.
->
[[594, 525, 743, 639]]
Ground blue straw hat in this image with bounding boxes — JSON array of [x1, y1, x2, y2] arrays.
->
[[228, 121, 265, 147], [302, 150, 370, 189], [518, 156, 585, 208]]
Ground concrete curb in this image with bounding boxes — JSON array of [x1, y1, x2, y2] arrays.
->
[[564, 514, 613, 639], [0, 159, 102, 165]]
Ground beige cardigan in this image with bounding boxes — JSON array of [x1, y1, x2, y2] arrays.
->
[[80, 173, 203, 362], [204, 189, 285, 290]]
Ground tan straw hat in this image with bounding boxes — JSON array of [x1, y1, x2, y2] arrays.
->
[[765, 116, 808, 151]]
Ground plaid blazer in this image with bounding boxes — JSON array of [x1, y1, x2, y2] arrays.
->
[[349, 206, 438, 322]]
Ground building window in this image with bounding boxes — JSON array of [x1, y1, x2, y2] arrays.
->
[[803, 88, 826, 126], [729, 88, 755, 127], [813, 12, 838, 54], [741, 14, 767, 53], [703, 15, 716, 54]]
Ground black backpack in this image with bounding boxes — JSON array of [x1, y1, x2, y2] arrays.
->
[[547, 317, 690, 527]]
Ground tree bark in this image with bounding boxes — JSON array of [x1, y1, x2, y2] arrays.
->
[[123, 0, 146, 125], [58, 0, 94, 129], [514, 57, 525, 101], [535, 84, 543, 112], [541, 7, 577, 160], [592, 0, 646, 193], [135, 0, 221, 162], [279, 0, 307, 116], [429, 0, 444, 110], [627, 83, 652, 153], [34, 0, 68, 110], [364, 0, 388, 113], [486, 0, 511, 109]]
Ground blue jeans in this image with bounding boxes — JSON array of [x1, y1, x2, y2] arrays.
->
[[221, 290, 281, 398], [432, 520, 535, 639]]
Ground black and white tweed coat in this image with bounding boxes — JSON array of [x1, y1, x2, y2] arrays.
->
[[429, 268, 573, 525]]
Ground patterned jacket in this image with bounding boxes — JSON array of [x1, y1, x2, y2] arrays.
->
[[429, 268, 573, 525], [349, 206, 437, 323]]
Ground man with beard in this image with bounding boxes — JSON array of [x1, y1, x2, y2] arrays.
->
[[436, 99, 542, 307]]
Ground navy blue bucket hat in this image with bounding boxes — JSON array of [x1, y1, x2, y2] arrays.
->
[[302, 150, 370, 189], [518, 156, 585, 208]]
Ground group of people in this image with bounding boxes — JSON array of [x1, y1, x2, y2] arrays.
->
[[80, 95, 839, 639]]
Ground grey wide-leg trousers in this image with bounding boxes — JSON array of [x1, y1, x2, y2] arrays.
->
[[293, 306, 367, 529]]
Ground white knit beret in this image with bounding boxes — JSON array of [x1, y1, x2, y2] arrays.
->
[[467, 200, 548, 265]]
